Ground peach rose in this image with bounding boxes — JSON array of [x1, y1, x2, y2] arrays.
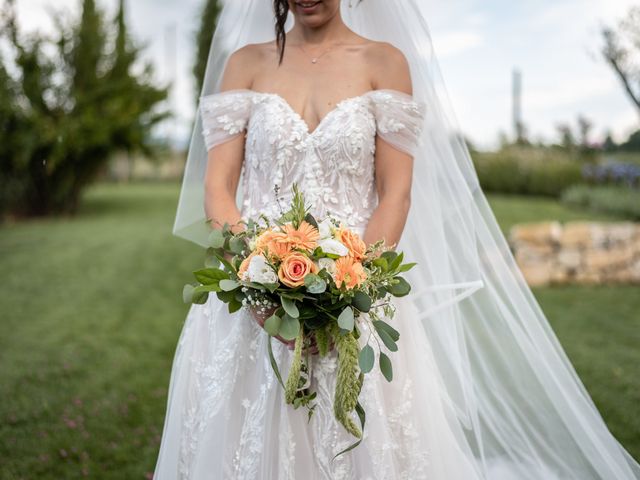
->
[[278, 252, 318, 288], [333, 256, 367, 290], [281, 221, 320, 251], [335, 226, 367, 261]]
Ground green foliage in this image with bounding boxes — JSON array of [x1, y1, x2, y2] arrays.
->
[[472, 146, 584, 198], [358, 344, 375, 373], [561, 185, 640, 220], [285, 328, 304, 404], [278, 314, 300, 341], [314, 328, 330, 356], [0, 0, 168, 218], [193, 0, 222, 101], [331, 325, 363, 438], [379, 352, 393, 382]]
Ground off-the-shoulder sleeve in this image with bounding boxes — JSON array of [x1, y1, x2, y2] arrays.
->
[[199, 90, 254, 151], [367, 89, 427, 156]]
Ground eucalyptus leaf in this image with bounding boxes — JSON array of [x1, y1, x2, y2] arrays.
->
[[219, 279, 240, 291], [229, 237, 246, 255], [281, 296, 299, 318], [264, 314, 282, 336], [379, 352, 393, 382], [182, 284, 195, 304], [388, 276, 411, 297], [204, 248, 220, 268], [376, 327, 399, 352], [279, 314, 301, 341], [337, 306, 355, 331], [204, 255, 220, 269], [372, 320, 400, 342], [304, 273, 326, 294], [352, 290, 372, 312], [207, 229, 225, 249], [183, 284, 209, 304], [358, 344, 375, 374]]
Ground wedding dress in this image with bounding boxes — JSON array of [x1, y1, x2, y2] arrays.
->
[[155, 88, 484, 479], [161, 1, 640, 479]]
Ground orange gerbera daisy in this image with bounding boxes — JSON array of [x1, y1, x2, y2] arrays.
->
[[281, 221, 320, 251], [333, 256, 367, 290], [255, 228, 288, 252], [263, 238, 293, 261]]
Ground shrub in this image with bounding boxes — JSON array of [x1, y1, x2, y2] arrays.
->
[[561, 185, 640, 220], [0, 0, 168, 218], [472, 147, 584, 197]]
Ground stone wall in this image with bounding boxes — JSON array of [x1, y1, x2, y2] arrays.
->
[[509, 221, 640, 286]]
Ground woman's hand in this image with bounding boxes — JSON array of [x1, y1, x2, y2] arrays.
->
[[250, 305, 332, 355], [251, 305, 296, 350]]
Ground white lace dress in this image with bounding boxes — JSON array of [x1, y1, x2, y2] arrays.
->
[[154, 89, 483, 480]]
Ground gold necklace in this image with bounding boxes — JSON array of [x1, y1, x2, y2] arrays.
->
[[297, 42, 339, 64]]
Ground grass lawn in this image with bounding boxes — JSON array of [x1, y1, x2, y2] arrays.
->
[[1, 183, 638, 478]]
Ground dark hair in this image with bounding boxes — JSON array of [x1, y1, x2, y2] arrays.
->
[[274, 0, 289, 65], [273, 0, 364, 65]]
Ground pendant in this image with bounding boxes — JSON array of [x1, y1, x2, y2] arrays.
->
[[311, 58, 318, 64]]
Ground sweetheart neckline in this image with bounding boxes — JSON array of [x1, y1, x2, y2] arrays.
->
[[201, 87, 419, 138], [260, 91, 369, 137]]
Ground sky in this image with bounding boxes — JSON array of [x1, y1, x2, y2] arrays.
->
[[14, 0, 639, 150]]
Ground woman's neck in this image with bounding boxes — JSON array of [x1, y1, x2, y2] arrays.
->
[[288, 13, 352, 46]]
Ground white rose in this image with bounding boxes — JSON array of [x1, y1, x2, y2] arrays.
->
[[317, 257, 337, 275], [318, 238, 349, 257], [247, 254, 278, 284], [318, 218, 334, 239]]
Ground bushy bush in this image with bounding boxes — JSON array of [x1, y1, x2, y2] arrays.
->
[[0, 0, 168, 218], [472, 146, 584, 197], [561, 185, 640, 220]]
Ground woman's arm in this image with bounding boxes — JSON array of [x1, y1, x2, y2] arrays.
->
[[362, 43, 415, 248], [203, 45, 260, 233]]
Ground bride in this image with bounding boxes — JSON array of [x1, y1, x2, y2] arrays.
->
[[156, 1, 640, 479]]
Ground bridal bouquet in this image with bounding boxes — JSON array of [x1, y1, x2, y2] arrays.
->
[[183, 185, 415, 456]]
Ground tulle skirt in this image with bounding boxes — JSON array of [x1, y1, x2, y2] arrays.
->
[[153, 293, 484, 480]]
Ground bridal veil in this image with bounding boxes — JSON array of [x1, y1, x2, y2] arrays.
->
[[172, 0, 640, 478]]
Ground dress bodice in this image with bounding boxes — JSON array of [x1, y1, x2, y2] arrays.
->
[[200, 88, 426, 234]]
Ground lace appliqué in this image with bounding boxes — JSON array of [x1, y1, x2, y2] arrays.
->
[[198, 89, 425, 235]]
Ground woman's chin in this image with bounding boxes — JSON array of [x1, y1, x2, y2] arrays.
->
[[292, 0, 333, 25]]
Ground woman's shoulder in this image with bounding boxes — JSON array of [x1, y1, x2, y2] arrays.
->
[[362, 40, 412, 94], [220, 41, 277, 90]]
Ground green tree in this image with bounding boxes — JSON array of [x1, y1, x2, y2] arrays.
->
[[0, 0, 168, 217], [193, 0, 222, 102]]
